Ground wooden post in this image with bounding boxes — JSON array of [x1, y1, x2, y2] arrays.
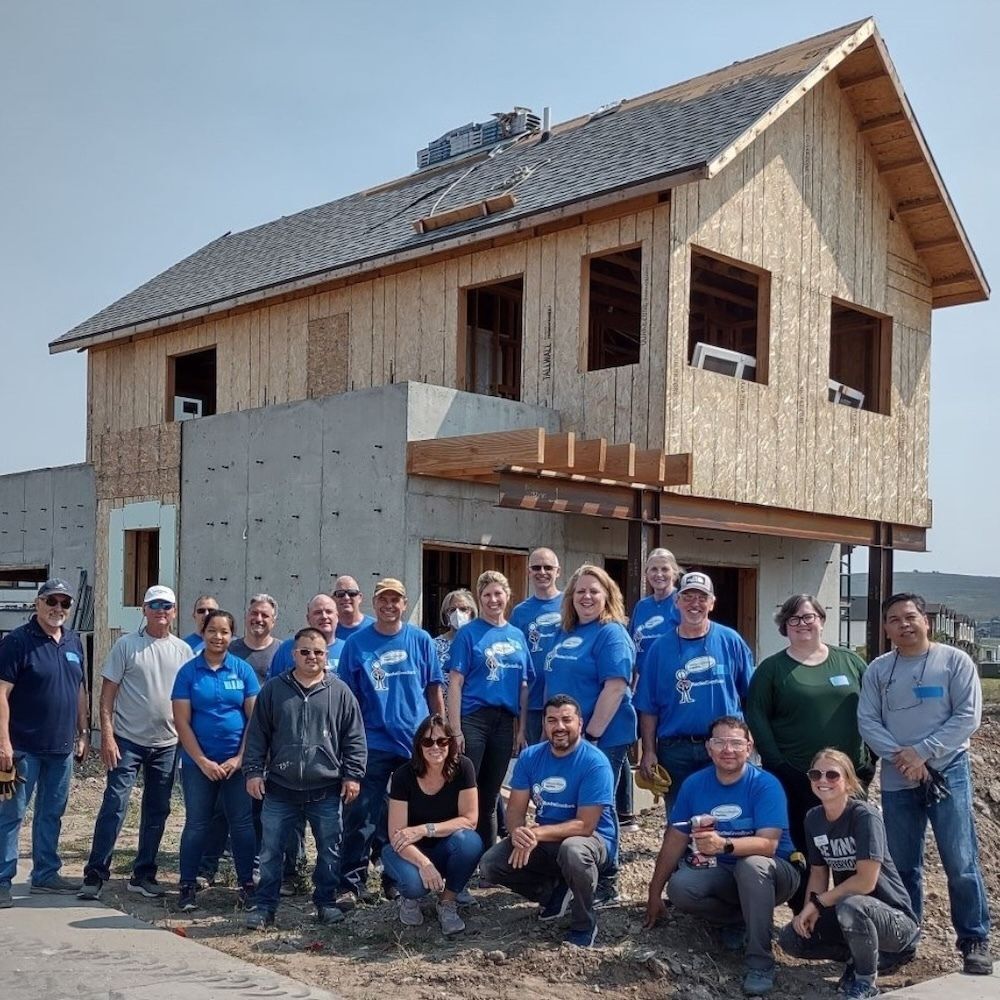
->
[[866, 541, 893, 659], [626, 489, 660, 612]]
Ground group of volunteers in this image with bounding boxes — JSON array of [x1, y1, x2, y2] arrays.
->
[[0, 546, 992, 997]]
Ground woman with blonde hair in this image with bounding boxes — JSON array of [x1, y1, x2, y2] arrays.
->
[[629, 548, 683, 674], [447, 571, 531, 850], [778, 749, 919, 999], [544, 563, 637, 905]]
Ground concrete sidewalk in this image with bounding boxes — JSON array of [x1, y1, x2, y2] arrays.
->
[[884, 968, 1000, 998], [0, 881, 339, 1000]]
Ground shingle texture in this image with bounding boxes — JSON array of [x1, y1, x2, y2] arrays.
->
[[53, 21, 866, 349]]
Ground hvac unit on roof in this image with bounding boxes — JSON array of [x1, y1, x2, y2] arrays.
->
[[827, 379, 865, 409], [173, 396, 203, 421], [691, 341, 757, 381]]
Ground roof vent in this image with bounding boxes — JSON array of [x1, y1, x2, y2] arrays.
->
[[587, 99, 624, 122], [417, 108, 541, 169]]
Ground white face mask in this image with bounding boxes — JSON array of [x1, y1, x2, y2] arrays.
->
[[448, 608, 472, 630]]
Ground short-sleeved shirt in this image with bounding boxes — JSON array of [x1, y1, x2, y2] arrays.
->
[[543, 620, 637, 749], [448, 618, 532, 717], [102, 629, 193, 747], [389, 755, 477, 851], [230, 637, 280, 684], [635, 622, 754, 739], [183, 631, 205, 655], [170, 652, 260, 763], [338, 624, 443, 758], [630, 593, 682, 675], [336, 615, 374, 641], [511, 739, 617, 858], [804, 798, 917, 924], [670, 762, 796, 864], [267, 635, 344, 679], [510, 594, 564, 711], [0, 617, 85, 754]]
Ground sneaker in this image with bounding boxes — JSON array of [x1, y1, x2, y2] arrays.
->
[[742, 967, 775, 996], [381, 877, 400, 901], [398, 896, 424, 926], [195, 874, 216, 890], [564, 919, 598, 948], [618, 816, 640, 834], [245, 909, 274, 929], [0, 884, 11, 909], [30, 874, 82, 895], [78, 876, 104, 900], [315, 904, 346, 925], [960, 938, 994, 976], [237, 883, 256, 911], [127, 875, 166, 899], [538, 881, 572, 922], [436, 900, 466, 936], [456, 888, 479, 907], [177, 884, 198, 912], [719, 922, 746, 952], [836, 962, 856, 995], [842, 979, 879, 999], [593, 879, 622, 910]]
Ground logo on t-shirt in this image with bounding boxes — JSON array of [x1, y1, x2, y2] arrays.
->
[[66, 651, 81, 664], [544, 635, 583, 671], [527, 612, 562, 652], [813, 834, 857, 872], [633, 615, 665, 652], [712, 804, 743, 821], [370, 648, 409, 691], [484, 640, 521, 682], [676, 655, 720, 704]]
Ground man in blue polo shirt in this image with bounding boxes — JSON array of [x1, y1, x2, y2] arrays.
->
[[182, 594, 218, 654], [0, 579, 89, 906], [479, 694, 617, 948], [338, 577, 443, 901], [509, 547, 563, 746]]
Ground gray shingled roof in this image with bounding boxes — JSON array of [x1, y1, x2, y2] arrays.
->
[[52, 20, 867, 351]]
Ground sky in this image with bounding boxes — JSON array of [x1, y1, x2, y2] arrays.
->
[[1, 0, 996, 574]]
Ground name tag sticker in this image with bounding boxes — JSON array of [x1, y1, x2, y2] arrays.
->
[[829, 675, 850, 687], [813, 834, 829, 847], [913, 685, 945, 699]]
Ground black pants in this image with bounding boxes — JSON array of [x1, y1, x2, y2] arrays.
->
[[462, 706, 515, 850]]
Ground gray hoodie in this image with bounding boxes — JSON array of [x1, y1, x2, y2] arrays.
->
[[243, 670, 367, 793]]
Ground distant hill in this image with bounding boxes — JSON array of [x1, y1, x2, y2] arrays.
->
[[850, 572, 1000, 620]]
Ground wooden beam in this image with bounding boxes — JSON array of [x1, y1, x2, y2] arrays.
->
[[573, 438, 607, 475], [633, 450, 665, 484], [414, 192, 517, 234], [663, 453, 693, 488], [878, 155, 924, 175], [838, 68, 886, 90], [604, 443, 636, 479], [931, 270, 978, 289], [857, 111, 906, 133], [896, 195, 942, 215], [407, 428, 543, 477], [913, 236, 961, 252], [522, 432, 576, 472]]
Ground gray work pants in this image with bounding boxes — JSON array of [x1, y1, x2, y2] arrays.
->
[[668, 855, 800, 970]]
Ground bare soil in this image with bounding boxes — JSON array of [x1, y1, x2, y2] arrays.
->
[[40, 714, 1000, 999]]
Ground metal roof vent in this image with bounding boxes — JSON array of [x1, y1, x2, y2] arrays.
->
[[417, 108, 541, 169]]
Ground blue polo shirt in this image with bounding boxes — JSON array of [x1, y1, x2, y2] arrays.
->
[[267, 635, 345, 679], [0, 617, 85, 754], [170, 652, 260, 763], [449, 619, 532, 717], [510, 594, 563, 711], [629, 593, 681, 675]]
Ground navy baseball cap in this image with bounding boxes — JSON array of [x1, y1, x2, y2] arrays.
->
[[38, 578, 75, 600]]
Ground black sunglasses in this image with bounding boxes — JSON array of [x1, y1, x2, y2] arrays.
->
[[529, 564, 558, 572], [333, 589, 361, 599], [807, 769, 843, 782], [420, 737, 451, 749], [147, 600, 175, 611], [42, 596, 72, 609]]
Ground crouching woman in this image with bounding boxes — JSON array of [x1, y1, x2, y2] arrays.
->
[[381, 715, 482, 936], [778, 749, 920, 999]]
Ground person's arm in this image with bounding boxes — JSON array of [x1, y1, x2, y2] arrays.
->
[[76, 676, 90, 761], [587, 677, 628, 738], [856, 663, 902, 758], [515, 681, 529, 752], [913, 651, 982, 761], [0, 680, 13, 771], [639, 711, 658, 780], [426, 681, 445, 718], [791, 864, 832, 937], [242, 687, 270, 797], [172, 699, 226, 780], [392, 786, 479, 849], [98, 678, 122, 769], [447, 672, 464, 738], [745, 662, 785, 769], [736, 635, 755, 701], [337, 686, 366, 803], [643, 826, 688, 927], [691, 825, 780, 859]]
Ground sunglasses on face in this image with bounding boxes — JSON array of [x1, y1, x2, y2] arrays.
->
[[42, 596, 72, 609], [529, 564, 557, 572], [147, 600, 175, 611], [333, 589, 361, 599], [420, 737, 451, 749], [787, 613, 820, 626], [808, 769, 844, 782], [295, 648, 326, 659], [195, 607, 215, 615]]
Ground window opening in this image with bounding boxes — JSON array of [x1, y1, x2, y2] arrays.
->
[[0, 566, 49, 589], [464, 278, 523, 400], [123, 528, 159, 607], [587, 247, 642, 370], [829, 301, 891, 415], [169, 347, 217, 421]]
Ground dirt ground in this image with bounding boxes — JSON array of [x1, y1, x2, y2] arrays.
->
[[38, 712, 1000, 1000]]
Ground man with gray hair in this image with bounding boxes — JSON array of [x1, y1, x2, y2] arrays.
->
[[231, 595, 280, 684]]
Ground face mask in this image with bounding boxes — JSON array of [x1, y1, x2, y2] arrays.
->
[[448, 609, 472, 630]]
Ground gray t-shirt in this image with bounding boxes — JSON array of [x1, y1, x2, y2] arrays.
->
[[858, 643, 982, 791], [230, 637, 279, 684], [805, 798, 918, 927], [102, 630, 193, 747]]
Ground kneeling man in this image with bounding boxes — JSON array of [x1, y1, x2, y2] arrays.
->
[[644, 715, 800, 996], [479, 694, 615, 948]]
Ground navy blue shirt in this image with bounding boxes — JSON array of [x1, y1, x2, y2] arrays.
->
[[0, 617, 85, 754]]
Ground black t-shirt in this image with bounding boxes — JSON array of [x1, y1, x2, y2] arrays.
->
[[389, 755, 477, 850], [804, 798, 917, 923]]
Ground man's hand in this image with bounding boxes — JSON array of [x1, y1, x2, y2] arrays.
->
[[341, 779, 360, 804], [246, 777, 266, 800], [893, 747, 927, 782], [101, 733, 121, 771], [510, 824, 537, 852], [508, 845, 533, 870], [74, 731, 90, 764], [792, 901, 820, 938], [391, 825, 424, 851], [419, 862, 445, 893], [643, 890, 667, 929], [639, 749, 658, 782], [0, 739, 13, 773], [691, 828, 725, 856]]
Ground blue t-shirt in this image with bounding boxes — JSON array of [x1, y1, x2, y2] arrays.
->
[[338, 623, 443, 758], [629, 593, 681, 675], [634, 622, 754, 740], [449, 618, 532, 717], [544, 620, 637, 749], [336, 615, 374, 641], [267, 635, 345, 679], [183, 631, 206, 655], [669, 762, 796, 863], [510, 593, 563, 711], [170, 652, 260, 763], [511, 739, 618, 859], [0, 617, 85, 754]]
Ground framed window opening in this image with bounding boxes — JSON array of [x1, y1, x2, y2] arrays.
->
[[828, 300, 892, 416], [585, 246, 643, 371], [122, 528, 159, 608], [461, 278, 524, 400], [688, 248, 770, 384], [167, 346, 217, 422], [0, 566, 49, 590]]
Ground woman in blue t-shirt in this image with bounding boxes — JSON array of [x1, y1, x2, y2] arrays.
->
[[447, 571, 530, 851], [171, 609, 260, 913], [434, 589, 477, 699]]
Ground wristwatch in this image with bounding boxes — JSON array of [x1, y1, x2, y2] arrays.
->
[[425, 822, 437, 838], [809, 891, 828, 910], [584, 732, 599, 743], [723, 839, 735, 855]]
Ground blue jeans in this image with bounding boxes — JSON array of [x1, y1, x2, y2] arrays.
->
[[340, 747, 406, 894], [381, 829, 483, 898], [657, 737, 710, 818], [178, 760, 256, 886], [881, 752, 990, 942], [0, 752, 73, 887], [84, 737, 177, 882], [256, 789, 344, 915]]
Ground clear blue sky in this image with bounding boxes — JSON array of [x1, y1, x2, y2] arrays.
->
[[1, 1, 996, 574]]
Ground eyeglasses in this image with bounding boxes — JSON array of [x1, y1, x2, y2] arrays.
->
[[807, 769, 844, 782], [147, 600, 175, 611], [333, 589, 361, 599], [529, 564, 558, 572], [295, 648, 326, 659], [42, 596, 72, 609], [787, 613, 820, 626], [420, 737, 451, 749], [707, 738, 749, 750], [195, 607, 215, 615]]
